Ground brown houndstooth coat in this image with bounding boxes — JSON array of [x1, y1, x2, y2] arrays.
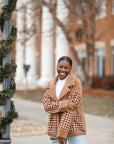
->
[[42, 73, 86, 139]]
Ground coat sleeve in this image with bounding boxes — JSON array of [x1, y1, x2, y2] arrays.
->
[[57, 79, 82, 139], [42, 83, 69, 114], [42, 95, 69, 114]]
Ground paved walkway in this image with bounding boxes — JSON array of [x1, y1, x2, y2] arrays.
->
[[12, 135, 49, 144], [11, 97, 114, 144]]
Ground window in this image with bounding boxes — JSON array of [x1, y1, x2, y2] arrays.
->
[[76, 18, 82, 24], [112, 0, 114, 14], [112, 47, 114, 76], [96, 0, 106, 17], [75, 9, 82, 24], [35, 19, 40, 34], [75, 28, 83, 41], [76, 50, 86, 82], [75, 1, 83, 24], [96, 48, 105, 77]]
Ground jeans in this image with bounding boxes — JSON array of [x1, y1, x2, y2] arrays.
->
[[50, 135, 86, 144]]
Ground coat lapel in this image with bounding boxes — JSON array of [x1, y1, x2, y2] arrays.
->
[[59, 74, 76, 100], [59, 86, 70, 100], [47, 76, 58, 101], [46, 74, 76, 101]]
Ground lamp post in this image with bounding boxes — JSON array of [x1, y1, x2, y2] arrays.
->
[[1, 0, 12, 143], [23, 64, 30, 92]]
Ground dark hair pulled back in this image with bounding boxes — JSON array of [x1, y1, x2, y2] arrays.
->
[[58, 56, 72, 67]]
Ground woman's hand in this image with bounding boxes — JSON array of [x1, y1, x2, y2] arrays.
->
[[58, 137, 65, 144], [68, 100, 76, 110]]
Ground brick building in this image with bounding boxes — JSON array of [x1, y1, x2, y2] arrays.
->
[[10, 0, 114, 89], [68, 0, 114, 81]]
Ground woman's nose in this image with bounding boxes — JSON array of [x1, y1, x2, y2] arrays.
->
[[61, 67, 65, 71]]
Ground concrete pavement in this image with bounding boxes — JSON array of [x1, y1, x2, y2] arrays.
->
[[12, 97, 48, 125], [12, 135, 50, 144], [11, 97, 114, 144]]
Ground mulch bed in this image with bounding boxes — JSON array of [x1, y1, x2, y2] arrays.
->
[[11, 118, 47, 137]]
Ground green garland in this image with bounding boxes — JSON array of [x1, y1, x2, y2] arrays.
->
[[0, 101, 18, 134], [0, 78, 16, 106], [0, 0, 18, 139], [0, 26, 17, 65], [0, 60, 17, 78], [0, 0, 17, 32]]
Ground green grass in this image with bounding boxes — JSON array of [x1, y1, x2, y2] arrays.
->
[[83, 95, 114, 118], [14, 92, 114, 118], [14, 92, 44, 103]]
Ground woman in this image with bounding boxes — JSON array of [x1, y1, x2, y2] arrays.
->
[[42, 56, 86, 144]]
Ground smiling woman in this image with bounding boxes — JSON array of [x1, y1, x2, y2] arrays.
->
[[57, 56, 72, 80], [42, 56, 87, 144]]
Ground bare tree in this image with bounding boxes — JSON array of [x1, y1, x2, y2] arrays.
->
[[42, 0, 98, 87], [16, 0, 101, 87], [75, 0, 97, 87]]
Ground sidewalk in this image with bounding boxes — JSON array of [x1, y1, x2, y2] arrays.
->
[[12, 135, 50, 144], [11, 98, 114, 144], [11, 114, 114, 144]]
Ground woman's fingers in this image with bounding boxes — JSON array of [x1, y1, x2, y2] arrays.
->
[[58, 137, 65, 144]]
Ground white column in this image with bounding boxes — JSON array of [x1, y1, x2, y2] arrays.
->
[[37, 0, 54, 88], [15, 8, 25, 90], [25, 3, 37, 89], [55, 0, 69, 67]]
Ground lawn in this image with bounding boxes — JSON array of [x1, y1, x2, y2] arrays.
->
[[83, 95, 114, 118], [14, 90, 114, 118]]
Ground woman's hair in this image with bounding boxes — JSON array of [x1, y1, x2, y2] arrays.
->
[[58, 56, 72, 67]]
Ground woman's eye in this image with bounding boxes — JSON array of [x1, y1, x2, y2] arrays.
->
[[58, 66, 69, 69], [58, 66, 63, 68]]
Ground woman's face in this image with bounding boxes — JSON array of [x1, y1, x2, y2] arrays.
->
[[57, 60, 71, 80]]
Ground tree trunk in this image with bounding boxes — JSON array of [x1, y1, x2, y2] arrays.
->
[[82, 0, 96, 88]]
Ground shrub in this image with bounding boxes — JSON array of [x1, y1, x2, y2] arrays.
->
[[92, 77, 102, 88], [92, 76, 114, 90], [100, 78, 111, 90], [110, 77, 114, 89]]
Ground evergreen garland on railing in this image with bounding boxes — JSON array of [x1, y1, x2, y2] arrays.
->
[[0, 78, 16, 106], [0, 61, 17, 78], [0, 0, 17, 32], [0, 26, 17, 65], [0, 0, 18, 139]]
